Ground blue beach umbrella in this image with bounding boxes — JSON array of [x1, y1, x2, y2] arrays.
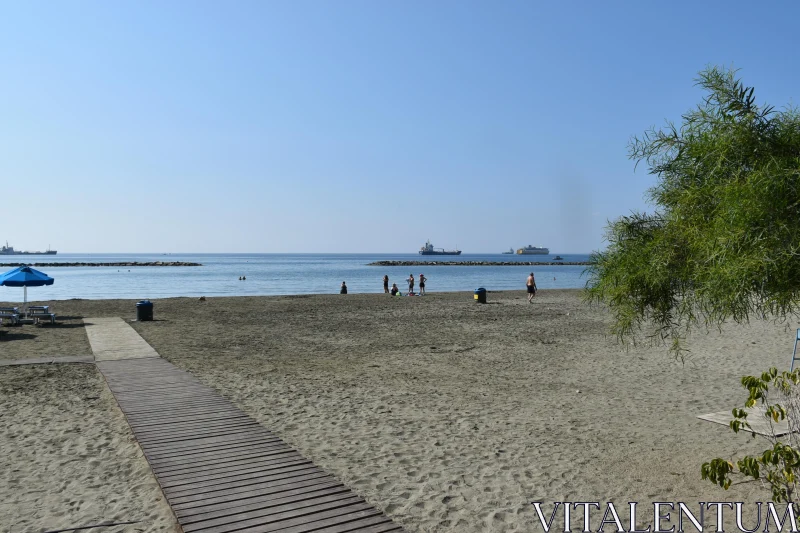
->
[[0, 265, 54, 312]]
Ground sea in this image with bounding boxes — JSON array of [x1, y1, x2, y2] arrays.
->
[[1, 253, 594, 301]]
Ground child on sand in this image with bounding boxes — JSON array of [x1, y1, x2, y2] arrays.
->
[[390, 283, 400, 296]]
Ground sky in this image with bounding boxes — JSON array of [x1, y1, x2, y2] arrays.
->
[[2, 1, 799, 254]]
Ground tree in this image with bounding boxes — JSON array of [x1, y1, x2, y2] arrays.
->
[[585, 66, 800, 355]]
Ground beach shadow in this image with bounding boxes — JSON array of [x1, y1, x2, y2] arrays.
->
[[0, 332, 38, 342], [39, 323, 87, 329]]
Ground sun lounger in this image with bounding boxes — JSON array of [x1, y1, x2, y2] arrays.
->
[[0, 312, 20, 326], [28, 307, 56, 325], [34, 314, 56, 325]]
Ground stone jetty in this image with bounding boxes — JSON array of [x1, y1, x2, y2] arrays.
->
[[0, 261, 201, 267], [368, 260, 590, 266]]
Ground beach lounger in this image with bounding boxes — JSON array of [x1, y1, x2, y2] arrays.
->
[[0, 312, 20, 326], [28, 307, 56, 325], [33, 314, 56, 325]]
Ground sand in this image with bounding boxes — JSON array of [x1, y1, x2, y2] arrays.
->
[[1, 289, 796, 532], [0, 364, 177, 533]]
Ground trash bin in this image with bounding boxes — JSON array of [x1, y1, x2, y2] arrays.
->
[[136, 300, 153, 321], [474, 288, 487, 304]]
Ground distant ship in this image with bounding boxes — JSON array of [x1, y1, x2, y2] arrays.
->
[[553, 255, 564, 260], [419, 240, 462, 256], [502, 248, 514, 254], [516, 245, 549, 255], [1, 241, 57, 255]]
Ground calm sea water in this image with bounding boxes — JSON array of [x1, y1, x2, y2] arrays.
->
[[1, 253, 593, 301]]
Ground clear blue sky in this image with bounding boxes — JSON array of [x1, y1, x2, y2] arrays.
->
[[2, 1, 798, 253]]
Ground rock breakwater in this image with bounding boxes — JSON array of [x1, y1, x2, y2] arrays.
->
[[368, 260, 590, 266], [0, 262, 202, 267]]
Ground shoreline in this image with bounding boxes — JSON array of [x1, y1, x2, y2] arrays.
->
[[0, 288, 581, 305]]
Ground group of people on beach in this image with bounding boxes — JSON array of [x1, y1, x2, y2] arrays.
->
[[383, 273, 427, 296], [340, 274, 428, 296], [339, 271, 538, 299]]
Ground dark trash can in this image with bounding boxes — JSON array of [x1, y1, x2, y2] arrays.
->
[[474, 287, 487, 304], [136, 300, 153, 321]]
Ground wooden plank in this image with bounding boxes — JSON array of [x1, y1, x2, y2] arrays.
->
[[173, 479, 345, 515], [166, 465, 326, 503], [283, 512, 392, 533], [159, 456, 309, 490], [136, 427, 272, 448], [116, 398, 234, 413], [151, 443, 294, 473], [144, 435, 284, 460], [134, 426, 268, 447], [155, 453, 303, 482], [180, 481, 363, 524], [132, 419, 261, 440], [157, 452, 306, 486], [123, 404, 244, 418], [132, 418, 258, 437], [110, 384, 210, 394], [176, 483, 351, 520], [144, 437, 284, 462], [113, 386, 207, 395], [181, 495, 365, 532], [126, 411, 251, 428], [224, 504, 380, 533], [130, 413, 254, 430]]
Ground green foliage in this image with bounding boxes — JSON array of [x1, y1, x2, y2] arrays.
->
[[585, 66, 800, 354], [701, 368, 800, 504]]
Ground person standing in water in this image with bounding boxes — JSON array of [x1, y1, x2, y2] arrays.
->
[[383, 275, 389, 293], [526, 272, 537, 303], [419, 273, 427, 295], [407, 273, 415, 295]]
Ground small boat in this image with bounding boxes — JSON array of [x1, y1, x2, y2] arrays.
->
[[553, 256, 564, 260], [502, 248, 514, 254]]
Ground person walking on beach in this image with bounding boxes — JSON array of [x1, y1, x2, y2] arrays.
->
[[419, 273, 427, 295], [407, 273, 415, 295], [383, 275, 389, 293], [526, 272, 537, 303], [340, 281, 348, 294]]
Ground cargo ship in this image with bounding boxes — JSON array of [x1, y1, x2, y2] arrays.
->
[[419, 240, 461, 255], [1, 242, 57, 255], [516, 245, 549, 255]]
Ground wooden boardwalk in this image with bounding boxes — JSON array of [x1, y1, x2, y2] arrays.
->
[[97, 355, 404, 532]]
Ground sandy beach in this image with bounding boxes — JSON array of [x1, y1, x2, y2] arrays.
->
[[1, 289, 795, 532]]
